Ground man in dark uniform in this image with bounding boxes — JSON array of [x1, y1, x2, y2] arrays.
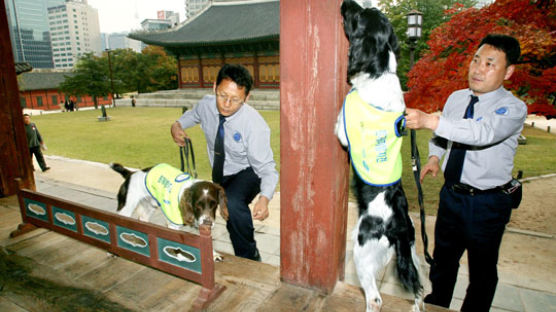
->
[[406, 34, 525, 311], [23, 114, 50, 172]]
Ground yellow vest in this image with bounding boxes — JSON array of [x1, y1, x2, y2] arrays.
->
[[342, 89, 404, 186], [145, 163, 192, 225]]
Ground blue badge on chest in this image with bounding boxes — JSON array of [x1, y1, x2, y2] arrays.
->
[[233, 132, 241, 142], [495, 107, 508, 115]]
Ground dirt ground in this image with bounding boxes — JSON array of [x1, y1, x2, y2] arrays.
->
[[495, 175, 556, 293], [411, 174, 556, 294], [507, 174, 556, 235]]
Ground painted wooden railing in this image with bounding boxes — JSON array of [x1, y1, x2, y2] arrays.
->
[[14, 188, 225, 310]]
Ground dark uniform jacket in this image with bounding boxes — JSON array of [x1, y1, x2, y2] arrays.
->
[[25, 123, 43, 148]]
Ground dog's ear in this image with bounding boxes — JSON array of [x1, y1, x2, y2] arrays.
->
[[179, 188, 196, 225], [216, 185, 229, 221], [341, 0, 361, 40]]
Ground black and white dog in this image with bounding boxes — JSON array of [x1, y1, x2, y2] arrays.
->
[[110, 163, 228, 261], [335, 1, 422, 311]]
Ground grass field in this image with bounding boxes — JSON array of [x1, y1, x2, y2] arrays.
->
[[33, 107, 280, 181], [32, 106, 556, 214]]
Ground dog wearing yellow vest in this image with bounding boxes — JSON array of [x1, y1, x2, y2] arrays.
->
[[335, 1, 423, 311], [111, 163, 228, 261]]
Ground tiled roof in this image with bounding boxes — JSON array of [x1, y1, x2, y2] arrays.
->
[[15, 62, 33, 75], [18, 72, 74, 91], [129, 0, 279, 47]]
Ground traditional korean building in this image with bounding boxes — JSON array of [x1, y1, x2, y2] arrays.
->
[[129, 0, 279, 89], [18, 70, 112, 110]]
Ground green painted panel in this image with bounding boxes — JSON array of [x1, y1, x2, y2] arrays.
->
[[116, 226, 150, 257], [52, 206, 77, 232], [82, 216, 111, 243], [157, 237, 201, 273], [23, 198, 49, 222]]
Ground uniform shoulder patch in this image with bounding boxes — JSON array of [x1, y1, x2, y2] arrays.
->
[[495, 107, 509, 115]]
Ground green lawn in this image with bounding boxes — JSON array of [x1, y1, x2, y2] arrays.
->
[[35, 107, 280, 182], [33, 107, 555, 214]]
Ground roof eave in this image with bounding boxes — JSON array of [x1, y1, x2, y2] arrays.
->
[[134, 35, 279, 48]]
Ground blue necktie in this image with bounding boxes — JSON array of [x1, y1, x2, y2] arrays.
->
[[444, 95, 479, 186], [212, 115, 226, 184]]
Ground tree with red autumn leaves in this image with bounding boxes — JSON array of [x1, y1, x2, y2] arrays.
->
[[404, 0, 556, 116]]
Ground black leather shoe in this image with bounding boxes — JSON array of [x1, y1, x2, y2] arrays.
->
[[42, 167, 51, 172]]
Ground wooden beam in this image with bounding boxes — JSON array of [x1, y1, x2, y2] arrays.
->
[[0, 0, 35, 196], [280, 0, 350, 293]]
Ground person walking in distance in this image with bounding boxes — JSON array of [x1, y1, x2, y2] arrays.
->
[[23, 113, 50, 172]]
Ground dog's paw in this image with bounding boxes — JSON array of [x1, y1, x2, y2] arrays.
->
[[411, 303, 422, 312], [411, 298, 424, 312], [367, 297, 382, 312], [213, 250, 223, 262]]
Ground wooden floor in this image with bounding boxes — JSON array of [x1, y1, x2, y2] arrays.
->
[[1, 195, 451, 312]]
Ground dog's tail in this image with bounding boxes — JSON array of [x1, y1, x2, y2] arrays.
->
[[394, 237, 423, 296], [110, 163, 133, 179]]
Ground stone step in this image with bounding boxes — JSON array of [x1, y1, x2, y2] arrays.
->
[[135, 88, 280, 102], [115, 97, 279, 111]]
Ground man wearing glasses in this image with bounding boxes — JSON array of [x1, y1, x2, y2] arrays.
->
[[171, 64, 278, 261]]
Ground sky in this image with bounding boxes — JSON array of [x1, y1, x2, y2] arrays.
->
[[87, 0, 185, 34]]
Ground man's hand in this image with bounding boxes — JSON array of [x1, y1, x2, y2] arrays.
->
[[420, 156, 441, 183], [406, 108, 439, 131], [252, 196, 270, 221], [171, 122, 188, 147]]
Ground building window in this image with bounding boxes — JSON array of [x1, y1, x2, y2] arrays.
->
[[20, 97, 26, 108], [36, 96, 43, 107], [52, 95, 58, 105]]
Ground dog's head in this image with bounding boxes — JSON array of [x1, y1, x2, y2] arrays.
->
[[341, 0, 399, 81], [179, 181, 228, 226]]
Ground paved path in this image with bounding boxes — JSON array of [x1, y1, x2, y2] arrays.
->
[[29, 154, 556, 312], [21, 106, 556, 311]]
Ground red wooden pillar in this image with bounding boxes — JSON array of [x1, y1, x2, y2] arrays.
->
[[198, 55, 204, 88], [0, 0, 35, 196], [280, 0, 350, 293], [176, 55, 183, 89]]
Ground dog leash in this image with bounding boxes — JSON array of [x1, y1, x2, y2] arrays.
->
[[410, 129, 435, 266], [180, 138, 198, 178]]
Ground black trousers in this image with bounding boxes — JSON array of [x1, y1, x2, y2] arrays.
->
[[221, 167, 261, 260], [425, 185, 513, 312], [29, 146, 48, 171]]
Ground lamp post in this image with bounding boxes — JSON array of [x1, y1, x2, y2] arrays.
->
[[406, 9, 423, 69], [105, 48, 116, 107]]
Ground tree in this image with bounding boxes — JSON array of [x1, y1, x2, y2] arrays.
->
[[137, 46, 178, 93], [377, 0, 477, 88], [105, 48, 137, 96], [61, 47, 178, 104], [404, 0, 556, 116], [59, 52, 111, 109], [107, 46, 178, 94]]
